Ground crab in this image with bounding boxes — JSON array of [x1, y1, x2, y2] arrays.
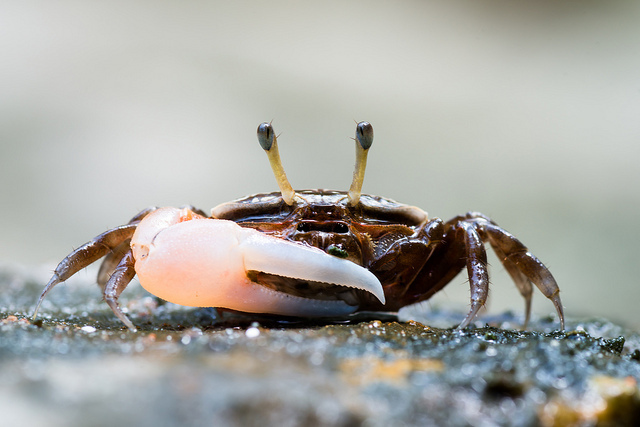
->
[[33, 121, 564, 332]]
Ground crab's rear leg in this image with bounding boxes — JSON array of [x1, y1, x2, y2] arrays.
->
[[32, 210, 161, 330], [34, 207, 158, 319], [490, 243, 534, 328], [33, 223, 139, 320], [483, 222, 565, 329]]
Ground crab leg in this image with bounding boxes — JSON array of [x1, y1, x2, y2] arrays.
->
[[483, 222, 564, 329], [97, 240, 131, 290], [458, 221, 490, 329], [33, 223, 138, 319], [489, 243, 534, 328], [456, 212, 535, 327], [131, 207, 385, 317], [96, 206, 160, 290], [103, 249, 137, 331]]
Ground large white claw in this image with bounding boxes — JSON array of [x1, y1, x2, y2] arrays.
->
[[130, 207, 385, 317], [240, 230, 385, 304]]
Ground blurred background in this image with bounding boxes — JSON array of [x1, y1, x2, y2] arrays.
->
[[1, 1, 638, 328]]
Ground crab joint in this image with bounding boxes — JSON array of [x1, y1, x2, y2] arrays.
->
[[348, 121, 374, 207], [257, 122, 296, 205]]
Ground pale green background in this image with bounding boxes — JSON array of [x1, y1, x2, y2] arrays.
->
[[1, 1, 638, 328]]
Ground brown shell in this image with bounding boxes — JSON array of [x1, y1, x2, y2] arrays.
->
[[211, 189, 428, 226]]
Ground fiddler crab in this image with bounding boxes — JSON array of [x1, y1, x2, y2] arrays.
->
[[34, 122, 564, 332]]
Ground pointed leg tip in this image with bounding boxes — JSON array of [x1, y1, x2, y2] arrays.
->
[[33, 276, 62, 317], [118, 315, 138, 333], [457, 301, 484, 330], [552, 294, 565, 330], [32, 302, 41, 320], [32, 291, 50, 321], [558, 309, 566, 330], [456, 314, 475, 330], [105, 298, 138, 333]]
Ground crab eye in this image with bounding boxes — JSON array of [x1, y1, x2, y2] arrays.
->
[[257, 122, 296, 205], [257, 122, 275, 151], [348, 121, 374, 207], [355, 121, 373, 150]]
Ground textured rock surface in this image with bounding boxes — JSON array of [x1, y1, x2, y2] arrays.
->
[[2, 264, 640, 426]]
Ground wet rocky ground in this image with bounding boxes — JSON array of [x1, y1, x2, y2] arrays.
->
[[2, 263, 640, 427]]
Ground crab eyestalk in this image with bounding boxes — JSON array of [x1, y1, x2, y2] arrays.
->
[[257, 122, 296, 205], [347, 121, 374, 207]]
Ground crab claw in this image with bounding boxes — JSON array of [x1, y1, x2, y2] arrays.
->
[[131, 207, 385, 317]]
